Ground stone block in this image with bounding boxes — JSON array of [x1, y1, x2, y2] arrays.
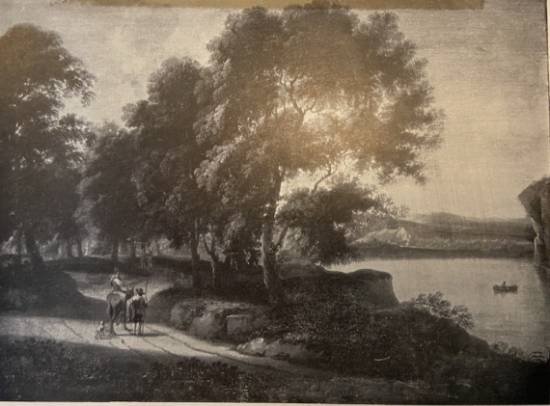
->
[[226, 313, 253, 337]]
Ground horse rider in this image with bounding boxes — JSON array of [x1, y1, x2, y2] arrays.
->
[[110, 268, 128, 295], [110, 267, 134, 322]]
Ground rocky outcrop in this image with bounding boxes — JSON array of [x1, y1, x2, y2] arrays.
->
[[282, 268, 399, 309], [237, 337, 320, 360], [168, 298, 268, 340], [519, 177, 550, 265]]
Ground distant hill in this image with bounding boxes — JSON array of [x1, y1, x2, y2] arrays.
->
[[402, 212, 533, 241], [351, 212, 534, 259]]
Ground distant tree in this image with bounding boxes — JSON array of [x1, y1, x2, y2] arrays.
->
[[0, 24, 94, 269], [278, 181, 384, 263], [52, 166, 87, 258], [125, 58, 209, 289], [81, 123, 140, 263], [198, 3, 443, 302]]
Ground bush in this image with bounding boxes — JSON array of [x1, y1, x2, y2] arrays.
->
[[0, 337, 274, 401], [408, 291, 474, 330], [257, 298, 479, 380]]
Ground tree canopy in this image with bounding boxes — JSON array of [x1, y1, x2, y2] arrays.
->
[[0, 24, 94, 268], [197, 3, 443, 301], [81, 123, 140, 262], [278, 181, 386, 263], [0, 5, 443, 299]]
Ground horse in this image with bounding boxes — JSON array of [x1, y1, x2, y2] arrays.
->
[[106, 288, 134, 335]]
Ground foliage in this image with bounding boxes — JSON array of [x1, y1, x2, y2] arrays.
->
[[409, 291, 474, 330], [278, 180, 390, 262], [0, 337, 274, 402], [0, 24, 94, 267], [125, 57, 205, 244], [490, 341, 529, 361], [197, 3, 443, 299], [261, 300, 469, 379], [81, 123, 140, 253]]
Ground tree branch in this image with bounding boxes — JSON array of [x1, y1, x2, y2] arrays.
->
[[201, 234, 214, 257], [312, 164, 333, 193], [274, 225, 288, 251]]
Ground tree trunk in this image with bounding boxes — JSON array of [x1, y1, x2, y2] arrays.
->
[[14, 228, 23, 268], [261, 216, 282, 305], [24, 229, 44, 271], [155, 240, 161, 256], [129, 239, 136, 263], [66, 240, 74, 258], [204, 245, 223, 291], [189, 223, 202, 292], [140, 241, 147, 269], [260, 171, 284, 305], [111, 239, 119, 264], [76, 236, 84, 258]]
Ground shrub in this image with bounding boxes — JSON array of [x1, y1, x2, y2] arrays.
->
[[409, 291, 474, 330]]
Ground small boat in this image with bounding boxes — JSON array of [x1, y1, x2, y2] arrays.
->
[[493, 283, 518, 294]]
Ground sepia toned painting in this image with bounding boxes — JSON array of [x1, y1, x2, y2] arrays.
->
[[0, 0, 549, 403]]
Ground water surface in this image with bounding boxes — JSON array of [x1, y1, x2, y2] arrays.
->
[[331, 258, 550, 353]]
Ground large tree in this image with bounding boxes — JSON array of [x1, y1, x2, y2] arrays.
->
[[198, 3, 443, 302], [0, 24, 94, 269], [125, 58, 208, 288], [278, 180, 386, 263], [81, 123, 140, 263]]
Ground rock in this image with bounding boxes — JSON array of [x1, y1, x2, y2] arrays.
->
[[519, 177, 550, 264], [237, 337, 317, 361], [1, 288, 39, 310], [189, 311, 224, 339], [237, 337, 267, 356], [174, 274, 193, 289], [226, 314, 253, 337], [170, 301, 203, 329], [169, 298, 268, 340], [282, 268, 399, 309], [264, 339, 314, 361], [279, 261, 326, 279]]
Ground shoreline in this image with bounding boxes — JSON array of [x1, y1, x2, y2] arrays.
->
[[345, 244, 533, 261]]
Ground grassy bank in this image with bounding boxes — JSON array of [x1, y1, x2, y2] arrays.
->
[[0, 336, 274, 402], [0, 336, 449, 403]]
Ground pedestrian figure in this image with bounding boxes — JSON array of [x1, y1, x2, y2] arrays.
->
[[128, 288, 148, 336]]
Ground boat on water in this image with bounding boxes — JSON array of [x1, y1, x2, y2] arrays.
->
[[493, 283, 518, 294]]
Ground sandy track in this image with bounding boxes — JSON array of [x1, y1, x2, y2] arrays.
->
[[0, 311, 330, 378]]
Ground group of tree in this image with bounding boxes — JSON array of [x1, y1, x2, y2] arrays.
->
[[0, 23, 94, 270], [0, 1, 443, 303]]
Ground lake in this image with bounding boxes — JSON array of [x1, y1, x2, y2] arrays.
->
[[331, 257, 550, 354]]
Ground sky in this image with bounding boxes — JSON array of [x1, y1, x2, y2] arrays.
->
[[1, 0, 548, 219]]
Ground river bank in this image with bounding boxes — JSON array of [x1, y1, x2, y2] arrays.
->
[[2, 256, 549, 403], [145, 258, 549, 403]]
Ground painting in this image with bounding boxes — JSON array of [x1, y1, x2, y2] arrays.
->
[[0, 0, 549, 403]]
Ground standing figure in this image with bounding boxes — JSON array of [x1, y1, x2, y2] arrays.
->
[[128, 288, 148, 336]]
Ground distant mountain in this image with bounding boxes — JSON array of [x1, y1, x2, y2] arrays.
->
[[403, 212, 532, 241], [411, 212, 530, 227]]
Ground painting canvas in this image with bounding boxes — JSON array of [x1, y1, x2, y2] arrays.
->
[[0, 0, 549, 403]]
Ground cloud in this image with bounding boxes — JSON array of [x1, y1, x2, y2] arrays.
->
[[55, 0, 484, 10]]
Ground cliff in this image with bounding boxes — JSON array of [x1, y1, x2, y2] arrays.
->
[[518, 177, 550, 265]]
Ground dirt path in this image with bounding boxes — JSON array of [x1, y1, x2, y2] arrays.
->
[[0, 311, 330, 378], [1, 269, 336, 378], [0, 271, 442, 403]]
